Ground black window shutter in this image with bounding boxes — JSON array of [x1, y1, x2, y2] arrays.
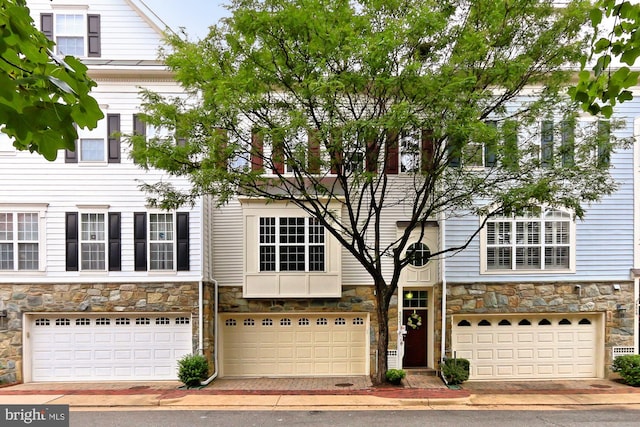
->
[[541, 120, 554, 168], [87, 14, 101, 57], [40, 14, 53, 40], [176, 212, 190, 271], [65, 124, 78, 163], [384, 130, 399, 174], [447, 136, 462, 168], [108, 212, 121, 271], [107, 114, 121, 163], [133, 114, 146, 136], [484, 121, 498, 168], [250, 130, 264, 172], [134, 212, 147, 271], [65, 213, 78, 271], [65, 147, 78, 163]]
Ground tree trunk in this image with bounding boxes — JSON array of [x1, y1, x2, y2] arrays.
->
[[373, 280, 392, 384]]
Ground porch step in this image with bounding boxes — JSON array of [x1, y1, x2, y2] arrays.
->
[[404, 368, 438, 376]]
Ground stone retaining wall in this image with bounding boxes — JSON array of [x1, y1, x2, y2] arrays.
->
[[0, 282, 207, 384]]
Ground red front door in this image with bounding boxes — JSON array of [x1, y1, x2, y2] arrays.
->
[[402, 309, 428, 367]]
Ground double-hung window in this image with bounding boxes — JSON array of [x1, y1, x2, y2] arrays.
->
[[133, 211, 189, 272], [55, 14, 84, 56], [259, 217, 325, 272], [66, 115, 122, 164], [149, 213, 174, 270], [80, 213, 105, 271], [541, 119, 575, 168], [0, 212, 40, 271], [448, 121, 498, 168], [41, 12, 101, 58], [484, 207, 573, 273], [400, 130, 420, 173]]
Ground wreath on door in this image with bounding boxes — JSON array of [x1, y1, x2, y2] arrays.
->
[[407, 310, 422, 330]]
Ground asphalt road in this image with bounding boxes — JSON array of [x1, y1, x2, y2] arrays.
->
[[70, 408, 640, 427]]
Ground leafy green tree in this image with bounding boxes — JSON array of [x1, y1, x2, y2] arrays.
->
[[131, 0, 628, 383], [0, 0, 103, 160], [570, 0, 640, 117]]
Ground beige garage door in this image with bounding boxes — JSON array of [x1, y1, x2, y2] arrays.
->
[[221, 313, 368, 377], [452, 313, 602, 380]]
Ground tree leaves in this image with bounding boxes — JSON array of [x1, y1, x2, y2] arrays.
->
[[0, 0, 103, 160], [572, 0, 640, 117]]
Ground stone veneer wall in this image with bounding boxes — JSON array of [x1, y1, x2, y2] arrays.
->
[[0, 282, 206, 384], [444, 281, 635, 375], [218, 285, 397, 376]]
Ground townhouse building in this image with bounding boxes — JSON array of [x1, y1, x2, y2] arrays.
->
[[0, 0, 637, 385], [0, 0, 213, 384]]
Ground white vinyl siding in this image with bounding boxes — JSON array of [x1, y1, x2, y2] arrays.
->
[[0, 81, 202, 282], [29, 0, 165, 61]]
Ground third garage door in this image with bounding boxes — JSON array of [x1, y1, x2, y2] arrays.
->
[[451, 313, 603, 380], [221, 313, 368, 376]]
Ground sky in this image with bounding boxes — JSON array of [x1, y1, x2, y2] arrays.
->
[[141, 0, 229, 39]]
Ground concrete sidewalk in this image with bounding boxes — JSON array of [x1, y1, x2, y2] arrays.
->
[[1, 376, 640, 410]]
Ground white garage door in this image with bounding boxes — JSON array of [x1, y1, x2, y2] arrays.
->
[[452, 313, 602, 380], [29, 313, 192, 381], [221, 313, 368, 377]]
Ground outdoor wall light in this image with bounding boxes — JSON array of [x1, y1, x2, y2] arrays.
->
[[616, 304, 627, 313], [0, 300, 6, 318]]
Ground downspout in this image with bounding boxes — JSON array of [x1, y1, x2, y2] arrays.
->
[[198, 197, 219, 386], [440, 215, 448, 385]]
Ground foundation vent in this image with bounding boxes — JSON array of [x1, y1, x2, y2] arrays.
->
[[387, 350, 399, 369], [612, 346, 636, 360]]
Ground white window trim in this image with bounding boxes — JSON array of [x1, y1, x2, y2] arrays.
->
[[77, 117, 107, 165], [0, 204, 48, 273], [148, 211, 176, 272], [79, 210, 107, 272], [258, 216, 326, 273], [49, 6, 89, 58], [479, 206, 576, 275], [241, 199, 342, 298]]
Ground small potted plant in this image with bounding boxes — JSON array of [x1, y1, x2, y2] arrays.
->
[[385, 368, 406, 385]]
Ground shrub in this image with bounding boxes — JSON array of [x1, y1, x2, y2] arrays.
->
[[442, 357, 470, 385], [612, 355, 640, 386], [385, 369, 406, 385], [177, 353, 209, 387]]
